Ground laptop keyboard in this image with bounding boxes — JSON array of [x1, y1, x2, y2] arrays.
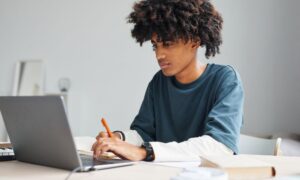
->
[[80, 154, 127, 166], [0, 144, 16, 161]]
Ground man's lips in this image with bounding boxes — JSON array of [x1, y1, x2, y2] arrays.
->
[[159, 62, 171, 69]]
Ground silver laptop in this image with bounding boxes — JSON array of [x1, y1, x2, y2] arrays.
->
[[0, 96, 134, 171]]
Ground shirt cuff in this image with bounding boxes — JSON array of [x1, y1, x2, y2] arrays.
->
[[150, 135, 233, 162]]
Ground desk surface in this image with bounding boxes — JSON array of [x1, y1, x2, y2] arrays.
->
[[0, 161, 182, 180], [1, 155, 300, 180]]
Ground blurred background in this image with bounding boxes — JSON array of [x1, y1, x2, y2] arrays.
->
[[0, 0, 299, 143]]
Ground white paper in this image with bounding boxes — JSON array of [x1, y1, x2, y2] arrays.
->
[[74, 136, 95, 152], [171, 167, 228, 180]]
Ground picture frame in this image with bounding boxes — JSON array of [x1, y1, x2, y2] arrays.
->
[[12, 60, 44, 96]]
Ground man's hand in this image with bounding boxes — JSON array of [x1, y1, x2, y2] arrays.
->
[[95, 131, 121, 140], [91, 131, 147, 161]]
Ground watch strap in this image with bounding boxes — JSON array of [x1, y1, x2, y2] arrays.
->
[[142, 142, 155, 161]]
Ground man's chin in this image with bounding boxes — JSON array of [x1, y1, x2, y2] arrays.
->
[[161, 70, 174, 77]]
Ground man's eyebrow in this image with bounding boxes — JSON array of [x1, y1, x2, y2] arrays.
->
[[151, 40, 156, 44]]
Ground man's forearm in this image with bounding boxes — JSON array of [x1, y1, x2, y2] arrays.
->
[[150, 135, 233, 162], [120, 130, 233, 162]]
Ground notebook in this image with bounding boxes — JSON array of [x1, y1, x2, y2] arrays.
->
[[0, 96, 134, 171]]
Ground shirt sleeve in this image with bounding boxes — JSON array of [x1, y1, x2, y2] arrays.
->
[[203, 66, 244, 153], [150, 135, 233, 162], [129, 81, 156, 142]]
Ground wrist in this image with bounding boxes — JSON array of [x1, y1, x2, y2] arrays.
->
[[139, 147, 147, 161], [141, 142, 155, 161]]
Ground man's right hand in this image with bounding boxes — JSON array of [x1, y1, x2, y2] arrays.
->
[[96, 131, 122, 140], [91, 131, 122, 151], [91, 131, 147, 161]]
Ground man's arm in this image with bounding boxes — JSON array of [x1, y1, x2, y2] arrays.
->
[[93, 130, 232, 161], [120, 130, 232, 162], [203, 66, 244, 154], [150, 135, 233, 161]]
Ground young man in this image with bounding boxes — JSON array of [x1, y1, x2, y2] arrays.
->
[[92, 0, 244, 161]]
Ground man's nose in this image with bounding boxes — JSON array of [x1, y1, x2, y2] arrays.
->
[[155, 48, 166, 60]]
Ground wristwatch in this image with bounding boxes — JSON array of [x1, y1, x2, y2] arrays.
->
[[141, 142, 155, 161]]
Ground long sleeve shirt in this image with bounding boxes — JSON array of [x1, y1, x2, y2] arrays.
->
[[125, 63, 244, 161]]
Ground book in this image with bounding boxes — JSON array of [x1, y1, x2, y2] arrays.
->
[[74, 136, 117, 159], [200, 155, 276, 179]]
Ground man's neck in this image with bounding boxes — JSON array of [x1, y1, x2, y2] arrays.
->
[[175, 61, 207, 84]]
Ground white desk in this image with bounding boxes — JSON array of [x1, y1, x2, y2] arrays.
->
[[0, 161, 182, 180], [1, 155, 300, 180]]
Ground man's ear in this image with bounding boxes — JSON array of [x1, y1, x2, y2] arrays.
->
[[191, 40, 200, 49]]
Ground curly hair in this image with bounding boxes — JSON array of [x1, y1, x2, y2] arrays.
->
[[127, 0, 223, 58]]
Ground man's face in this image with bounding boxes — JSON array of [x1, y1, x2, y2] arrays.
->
[[151, 34, 198, 77]]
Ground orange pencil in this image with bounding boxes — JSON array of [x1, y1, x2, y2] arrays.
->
[[101, 118, 114, 137]]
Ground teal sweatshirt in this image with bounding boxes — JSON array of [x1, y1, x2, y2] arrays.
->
[[130, 63, 244, 153]]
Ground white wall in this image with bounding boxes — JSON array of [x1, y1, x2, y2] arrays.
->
[[0, 0, 299, 139], [0, 0, 158, 138], [212, 0, 300, 136]]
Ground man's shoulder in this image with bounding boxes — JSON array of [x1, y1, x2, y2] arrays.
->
[[150, 70, 165, 83], [209, 63, 240, 80], [153, 70, 164, 78], [209, 63, 237, 74]]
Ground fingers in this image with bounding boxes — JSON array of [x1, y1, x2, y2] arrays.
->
[[91, 141, 97, 151], [96, 131, 109, 140], [93, 139, 102, 157], [93, 138, 115, 158], [95, 144, 111, 158], [92, 139, 145, 161], [91, 140, 102, 151], [92, 131, 119, 151], [91, 137, 104, 151]]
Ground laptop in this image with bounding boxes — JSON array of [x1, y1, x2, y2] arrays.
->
[[0, 96, 134, 171]]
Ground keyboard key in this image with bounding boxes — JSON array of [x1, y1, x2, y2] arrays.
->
[[0, 148, 16, 161]]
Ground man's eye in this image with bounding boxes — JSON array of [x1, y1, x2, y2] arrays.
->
[[163, 42, 173, 47]]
